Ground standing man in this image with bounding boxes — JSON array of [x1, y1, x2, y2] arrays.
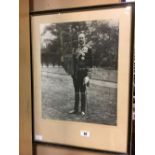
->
[[69, 32, 92, 116]]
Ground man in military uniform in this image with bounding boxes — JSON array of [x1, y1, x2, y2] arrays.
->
[[69, 33, 92, 116]]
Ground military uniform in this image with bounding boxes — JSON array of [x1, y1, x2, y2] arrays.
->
[[71, 46, 92, 115]]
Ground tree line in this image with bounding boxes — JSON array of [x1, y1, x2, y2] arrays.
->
[[41, 20, 119, 70]]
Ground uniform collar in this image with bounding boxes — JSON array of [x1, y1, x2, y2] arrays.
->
[[78, 44, 85, 49]]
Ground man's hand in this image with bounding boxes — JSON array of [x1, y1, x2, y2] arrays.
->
[[84, 76, 89, 85]]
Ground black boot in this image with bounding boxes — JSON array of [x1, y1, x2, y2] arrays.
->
[[69, 92, 79, 114]]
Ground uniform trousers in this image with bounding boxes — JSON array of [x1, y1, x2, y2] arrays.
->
[[72, 71, 87, 112]]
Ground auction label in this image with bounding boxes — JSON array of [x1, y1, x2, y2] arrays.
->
[[80, 130, 90, 138], [35, 134, 43, 141]]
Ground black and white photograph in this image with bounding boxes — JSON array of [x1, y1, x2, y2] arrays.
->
[[40, 19, 119, 125]]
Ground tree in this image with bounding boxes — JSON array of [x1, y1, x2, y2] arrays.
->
[[41, 20, 119, 70]]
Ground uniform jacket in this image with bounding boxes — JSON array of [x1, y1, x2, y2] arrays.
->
[[72, 46, 92, 79]]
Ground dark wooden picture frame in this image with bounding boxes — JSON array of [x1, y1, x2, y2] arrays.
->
[[30, 2, 134, 154]]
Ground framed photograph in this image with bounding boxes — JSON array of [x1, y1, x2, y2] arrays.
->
[[31, 3, 134, 153]]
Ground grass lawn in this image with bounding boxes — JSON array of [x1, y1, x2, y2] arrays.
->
[[41, 66, 117, 125]]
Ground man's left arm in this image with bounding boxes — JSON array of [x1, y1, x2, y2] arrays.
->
[[87, 48, 93, 78], [84, 48, 93, 85]]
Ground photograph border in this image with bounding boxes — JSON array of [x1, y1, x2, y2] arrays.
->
[[30, 2, 135, 154]]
